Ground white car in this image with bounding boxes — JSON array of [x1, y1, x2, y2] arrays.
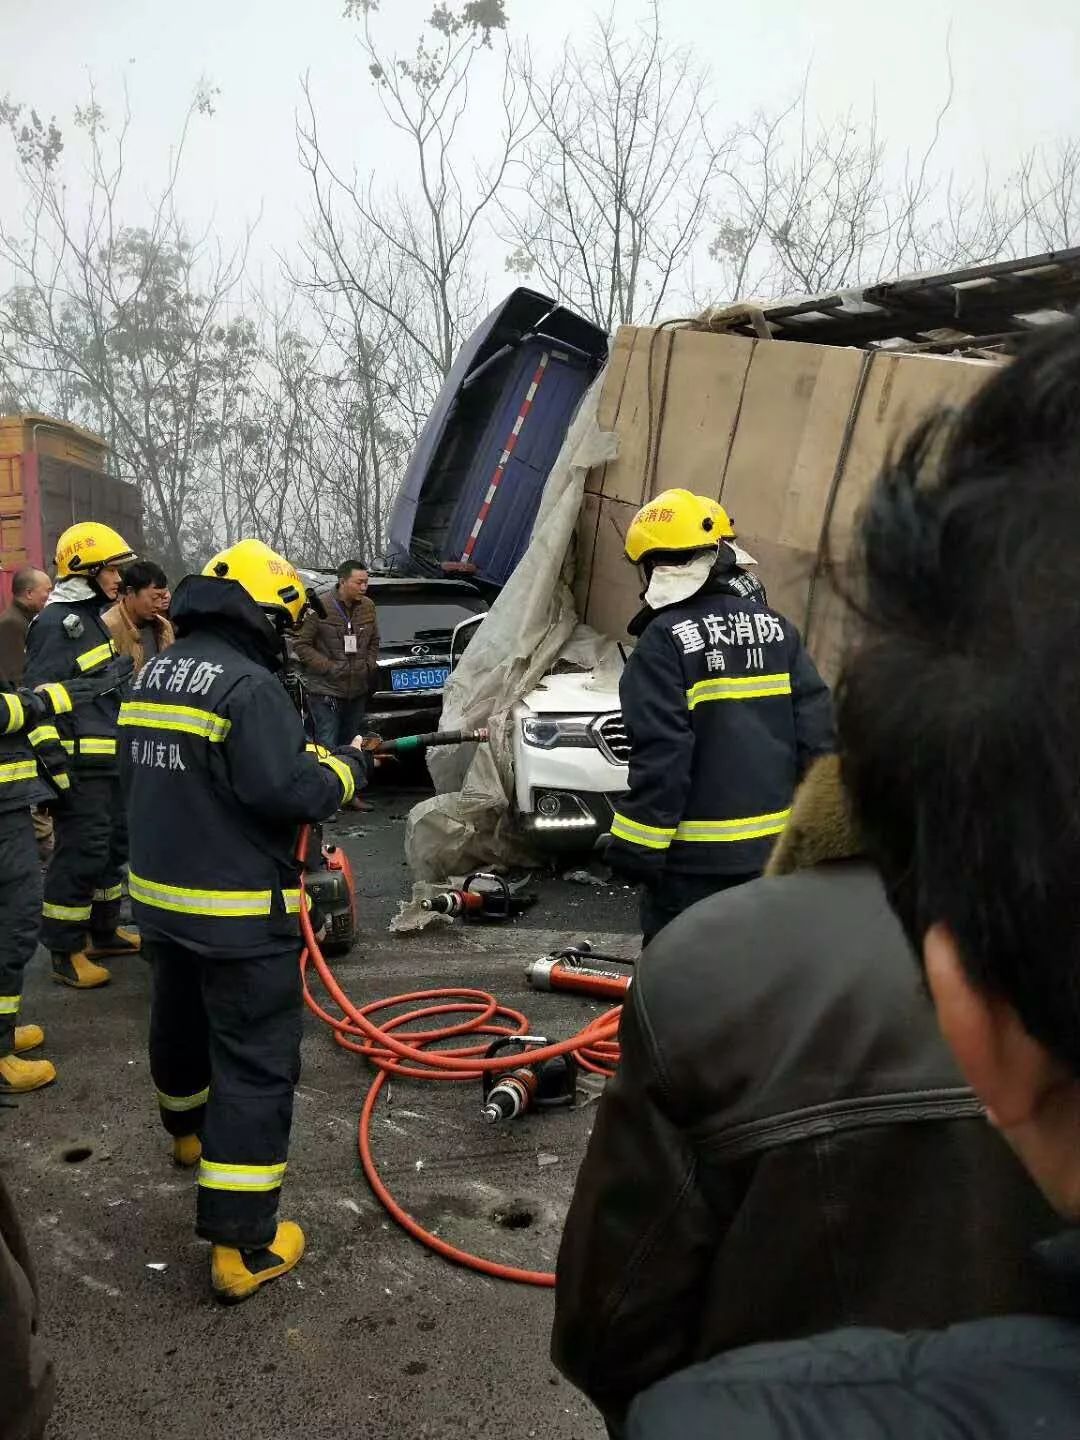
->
[[511, 670, 629, 853]]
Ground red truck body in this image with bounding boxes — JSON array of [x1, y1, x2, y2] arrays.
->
[[0, 415, 143, 606]]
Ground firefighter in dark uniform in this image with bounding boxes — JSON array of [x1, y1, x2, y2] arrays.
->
[[608, 489, 835, 944], [119, 538, 367, 1303], [0, 654, 133, 1090], [25, 522, 141, 989]]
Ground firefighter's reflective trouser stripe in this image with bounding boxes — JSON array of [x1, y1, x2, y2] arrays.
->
[[0, 809, 43, 1053], [41, 775, 127, 953], [611, 809, 792, 851], [147, 937, 303, 1249]]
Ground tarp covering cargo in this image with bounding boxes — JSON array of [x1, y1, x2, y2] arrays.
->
[[406, 259, 1043, 875]]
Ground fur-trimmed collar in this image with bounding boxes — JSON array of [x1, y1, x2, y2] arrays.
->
[[766, 754, 863, 876]]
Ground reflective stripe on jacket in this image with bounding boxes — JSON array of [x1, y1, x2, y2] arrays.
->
[[120, 624, 357, 958], [609, 581, 835, 878], [25, 598, 121, 774]]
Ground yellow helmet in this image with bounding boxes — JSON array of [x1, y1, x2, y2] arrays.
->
[[624, 489, 735, 565], [55, 522, 136, 579], [202, 538, 309, 626]]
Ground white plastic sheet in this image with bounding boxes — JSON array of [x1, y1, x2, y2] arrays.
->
[[405, 374, 621, 880]]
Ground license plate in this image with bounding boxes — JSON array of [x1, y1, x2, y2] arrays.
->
[[390, 666, 450, 693]]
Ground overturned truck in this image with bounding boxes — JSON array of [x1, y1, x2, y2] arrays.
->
[[407, 248, 1080, 878]]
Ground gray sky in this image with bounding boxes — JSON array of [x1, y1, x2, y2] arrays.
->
[[2, 0, 1078, 297]]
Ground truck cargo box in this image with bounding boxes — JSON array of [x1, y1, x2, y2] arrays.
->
[[0, 414, 143, 604], [387, 289, 608, 589]]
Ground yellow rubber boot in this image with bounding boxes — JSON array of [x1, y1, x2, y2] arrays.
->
[[173, 1135, 202, 1169], [52, 952, 111, 989], [14, 1024, 44, 1053], [85, 927, 140, 961], [211, 1221, 306, 1304], [0, 1054, 57, 1093]]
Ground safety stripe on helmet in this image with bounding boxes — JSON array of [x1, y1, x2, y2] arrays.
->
[[156, 1086, 209, 1113], [197, 1159, 287, 1194], [43, 900, 93, 922], [0, 760, 38, 784], [610, 811, 676, 851], [28, 724, 60, 748], [1, 692, 25, 735], [305, 744, 355, 805], [0, 995, 20, 1015], [76, 641, 116, 672], [92, 884, 124, 903], [129, 871, 300, 920], [119, 702, 231, 743], [40, 683, 73, 715], [60, 737, 118, 756], [674, 810, 792, 843], [686, 673, 792, 710]]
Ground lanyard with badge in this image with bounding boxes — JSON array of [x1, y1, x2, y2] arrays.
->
[[334, 595, 358, 654]]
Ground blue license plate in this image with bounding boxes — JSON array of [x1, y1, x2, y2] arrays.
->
[[391, 666, 449, 693]]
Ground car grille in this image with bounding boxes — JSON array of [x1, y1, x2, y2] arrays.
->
[[595, 714, 630, 763]]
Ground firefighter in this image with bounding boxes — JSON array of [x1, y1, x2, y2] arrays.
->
[[119, 538, 367, 1303], [609, 489, 835, 944], [0, 654, 133, 1090], [24, 522, 140, 988]]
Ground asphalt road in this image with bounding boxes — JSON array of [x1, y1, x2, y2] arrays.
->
[[1, 782, 639, 1440]]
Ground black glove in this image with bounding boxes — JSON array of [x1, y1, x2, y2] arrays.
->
[[55, 654, 136, 709]]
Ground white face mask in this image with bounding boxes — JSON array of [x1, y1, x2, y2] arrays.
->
[[643, 550, 717, 610]]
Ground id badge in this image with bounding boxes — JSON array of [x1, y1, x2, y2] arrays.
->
[[344, 634, 358, 655]]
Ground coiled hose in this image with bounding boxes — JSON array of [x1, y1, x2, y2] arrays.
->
[[297, 832, 622, 1287]]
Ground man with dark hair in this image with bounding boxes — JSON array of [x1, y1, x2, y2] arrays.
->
[[623, 323, 1080, 1437], [292, 558, 378, 808], [103, 560, 174, 671]]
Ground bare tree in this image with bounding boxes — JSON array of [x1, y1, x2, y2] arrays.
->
[[502, 1, 723, 329], [708, 80, 1080, 303], [0, 85, 251, 571]]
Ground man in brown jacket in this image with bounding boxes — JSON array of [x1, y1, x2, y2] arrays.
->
[[102, 561, 174, 672], [0, 568, 51, 685], [293, 558, 379, 752]]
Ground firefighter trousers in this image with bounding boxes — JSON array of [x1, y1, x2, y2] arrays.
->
[[146, 938, 303, 1249], [41, 775, 127, 954], [0, 809, 43, 1054], [640, 870, 759, 947]]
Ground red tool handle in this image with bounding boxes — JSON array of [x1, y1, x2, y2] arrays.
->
[[546, 962, 632, 1003]]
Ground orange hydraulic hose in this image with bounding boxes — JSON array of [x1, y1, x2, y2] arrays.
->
[[296, 827, 622, 1287]]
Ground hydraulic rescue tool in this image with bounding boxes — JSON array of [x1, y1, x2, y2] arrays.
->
[[526, 942, 635, 1004], [480, 1036, 578, 1123], [421, 869, 537, 922]]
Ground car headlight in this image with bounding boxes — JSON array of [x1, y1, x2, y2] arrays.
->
[[520, 715, 595, 749]]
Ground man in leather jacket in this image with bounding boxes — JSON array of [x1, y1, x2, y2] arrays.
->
[[619, 321, 1080, 1437], [554, 757, 1065, 1434]]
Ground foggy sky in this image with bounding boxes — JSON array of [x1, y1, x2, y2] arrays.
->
[[2, 0, 1077, 298]]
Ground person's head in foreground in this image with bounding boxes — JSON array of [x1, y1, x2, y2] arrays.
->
[[840, 317, 1080, 1220]]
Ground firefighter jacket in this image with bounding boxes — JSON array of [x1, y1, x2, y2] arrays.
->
[[609, 569, 835, 880], [24, 580, 123, 775], [0, 684, 70, 816], [119, 575, 365, 959]]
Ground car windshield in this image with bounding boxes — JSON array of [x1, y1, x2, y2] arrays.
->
[[375, 598, 485, 646]]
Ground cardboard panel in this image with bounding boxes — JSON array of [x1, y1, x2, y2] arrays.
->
[[580, 495, 639, 640], [721, 342, 868, 554], [830, 351, 996, 552], [585, 327, 636, 497], [596, 327, 754, 507]]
